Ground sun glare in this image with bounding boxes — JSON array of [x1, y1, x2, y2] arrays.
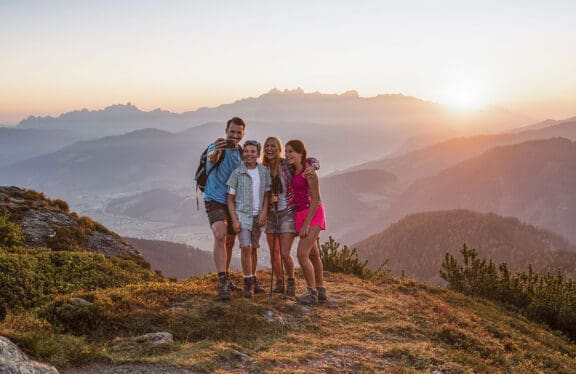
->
[[439, 74, 492, 112]]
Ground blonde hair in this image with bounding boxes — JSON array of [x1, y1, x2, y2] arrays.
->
[[262, 137, 283, 172]]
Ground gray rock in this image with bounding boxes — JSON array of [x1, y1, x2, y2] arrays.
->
[[134, 332, 173, 345], [0, 336, 59, 374]]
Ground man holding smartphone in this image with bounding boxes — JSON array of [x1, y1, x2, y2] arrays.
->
[[204, 117, 246, 300]]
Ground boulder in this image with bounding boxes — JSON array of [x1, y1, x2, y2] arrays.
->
[[0, 336, 59, 374]]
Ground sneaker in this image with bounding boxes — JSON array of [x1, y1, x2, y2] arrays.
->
[[286, 278, 296, 297], [272, 279, 285, 294], [243, 277, 254, 298], [317, 286, 328, 303], [227, 274, 242, 292], [253, 276, 266, 294], [217, 276, 231, 301], [296, 287, 318, 305]]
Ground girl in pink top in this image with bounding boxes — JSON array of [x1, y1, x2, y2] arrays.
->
[[285, 140, 327, 305]]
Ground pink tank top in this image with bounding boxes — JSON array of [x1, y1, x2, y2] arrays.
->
[[292, 172, 311, 212]]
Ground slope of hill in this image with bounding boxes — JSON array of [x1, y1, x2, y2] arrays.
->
[[1, 119, 396, 197], [345, 116, 576, 185], [0, 128, 85, 168], [353, 210, 576, 284], [2, 273, 575, 372], [0, 186, 162, 317], [388, 138, 576, 244], [125, 237, 241, 279], [321, 169, 400, 240]]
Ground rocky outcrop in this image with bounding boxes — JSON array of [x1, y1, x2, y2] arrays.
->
[[1, 186, 139, 257], [0, 336, 59, 373]]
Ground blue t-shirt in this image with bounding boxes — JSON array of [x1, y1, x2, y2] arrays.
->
[[204, 143, 242, 204]]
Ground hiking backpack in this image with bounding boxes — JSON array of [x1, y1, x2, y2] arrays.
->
[[194, 146, 225, 193]]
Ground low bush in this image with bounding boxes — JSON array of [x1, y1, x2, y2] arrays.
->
[[0, 250, 162, 316], [320, 236, 389, 280], [441, 245, 576, 340], [0, 212, 24, 248]]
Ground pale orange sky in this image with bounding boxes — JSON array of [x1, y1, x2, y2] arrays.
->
[[1, 1, 575, 124]]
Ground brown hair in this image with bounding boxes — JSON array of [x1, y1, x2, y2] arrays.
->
[[285, 139, 307, 166], [226, 117, 246, 130]]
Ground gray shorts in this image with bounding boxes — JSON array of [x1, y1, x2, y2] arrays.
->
[[266, 208, 296, 234], [238, 216, 263, 249]]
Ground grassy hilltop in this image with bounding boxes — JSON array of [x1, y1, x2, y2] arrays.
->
[[1, 272, 575, 372], [1, 187, 576, 372]]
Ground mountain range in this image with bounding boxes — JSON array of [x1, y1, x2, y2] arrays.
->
[[386, 137, 576, 244]]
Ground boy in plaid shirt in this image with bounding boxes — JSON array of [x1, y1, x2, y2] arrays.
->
[[227, 140, 271, 297]]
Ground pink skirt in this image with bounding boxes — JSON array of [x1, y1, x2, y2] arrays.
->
[[295, 204, 326, 233]]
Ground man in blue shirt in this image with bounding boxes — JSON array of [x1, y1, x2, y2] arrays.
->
[[205, 117, 245, 300]]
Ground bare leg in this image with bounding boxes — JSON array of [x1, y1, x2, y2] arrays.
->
[[309, 239, 324, 287], [211, 221, 228, 273], [251, 247, 258, 275], [280, 233, 296, 279], [296, 226, 322, 288], [241, 246, 252, 276], [266, 233, 283, 280], [225, 233, 236, 273]]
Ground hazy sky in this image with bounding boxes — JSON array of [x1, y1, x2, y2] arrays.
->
[[1, 0, 575, 124]]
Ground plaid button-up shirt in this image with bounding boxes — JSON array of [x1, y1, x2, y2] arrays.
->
[[226, 162, 271, 231]]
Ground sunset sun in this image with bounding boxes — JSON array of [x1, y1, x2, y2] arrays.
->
[[440, 75, 492, 112]]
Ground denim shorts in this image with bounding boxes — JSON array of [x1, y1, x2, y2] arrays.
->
[[238, 216, 263, 248], [266, 208, 296, 234]]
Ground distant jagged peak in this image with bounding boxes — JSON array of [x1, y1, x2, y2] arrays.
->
[[102, 102, 141, 112], [341, 89, 359, 98], [263, 87, 306, 96]]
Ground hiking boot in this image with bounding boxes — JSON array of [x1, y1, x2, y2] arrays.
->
[[253, 276, 266, 294], [227, 274, 242, 292], [243, 277, 254, 298], [272, 279, 285, 294], [317, 286, 328, 303], [217, 276, 231, 301], [296, 287, 318, 305], [286, 278, 296, 297]]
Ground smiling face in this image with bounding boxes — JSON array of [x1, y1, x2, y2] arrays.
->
[[285, 144, 302, 166], [264, 137, 282, 162], [225, 123, 245, 146], [243, 144, 260, 166]]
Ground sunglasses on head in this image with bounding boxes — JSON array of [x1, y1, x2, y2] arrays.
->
[[244, 140, 261, 152]]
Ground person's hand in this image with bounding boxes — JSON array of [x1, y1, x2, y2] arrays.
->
[[233, 221, 241, 234], [304, 167, 317, 178], [214, 138, 227, 152], [270, 194, 279, 204], [258, 213, 267, 226], [299, 222, 310, 238]]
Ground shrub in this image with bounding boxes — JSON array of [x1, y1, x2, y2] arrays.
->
[[46, 225, 87, 251], [51, 199, 70, 213], [441, 245, 576, 340], [0, 212, 24, 248], [23, 189, 46, 201], [320, 236, 389, 280], [0, 250, 162, 316]]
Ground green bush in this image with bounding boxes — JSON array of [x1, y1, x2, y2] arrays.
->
[[46, 225, 87, 251], [441, 245, 576, 340], [0, 212, 24, 248], [320, 236, 389, 280], [0, 250, 162, 316]]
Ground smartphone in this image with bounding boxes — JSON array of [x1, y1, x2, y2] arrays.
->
[[226, 139, 236, 148]]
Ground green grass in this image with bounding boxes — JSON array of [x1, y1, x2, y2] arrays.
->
[[1, 271, 575, 371]]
